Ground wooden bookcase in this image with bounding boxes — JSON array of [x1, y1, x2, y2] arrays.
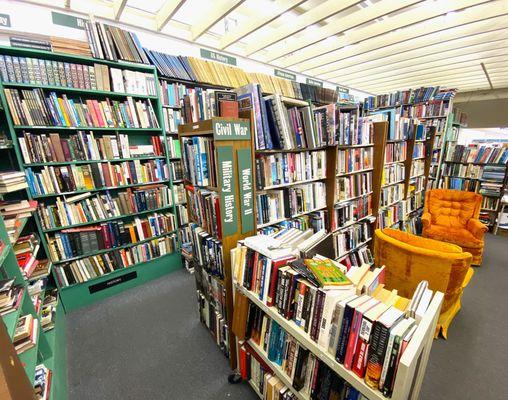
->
[[0, 45, 182, 312], [178, 117, 256, 369]]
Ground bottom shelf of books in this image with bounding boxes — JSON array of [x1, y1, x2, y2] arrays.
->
[[232, 236, 443, 400]]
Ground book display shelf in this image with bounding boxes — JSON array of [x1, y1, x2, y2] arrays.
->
[[0, 45, 182, 313], [178, 117, 256, 369], [440, 139, 508, 230], [232, 241, 444, 400], [0, 212, 68, 399]]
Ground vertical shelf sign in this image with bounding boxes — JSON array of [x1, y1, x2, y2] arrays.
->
[[237, 148, 254, 234], [217, 145, 237, 237]]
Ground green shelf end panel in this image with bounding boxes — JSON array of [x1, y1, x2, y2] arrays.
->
[[58, 252, 182, 312]]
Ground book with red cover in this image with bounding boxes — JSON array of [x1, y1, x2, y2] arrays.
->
[[219, 100, 239, 118]]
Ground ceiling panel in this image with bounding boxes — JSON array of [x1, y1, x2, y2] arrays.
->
[[25, 0, 508, 94]]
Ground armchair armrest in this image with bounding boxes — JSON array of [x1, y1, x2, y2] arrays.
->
[[421, 212, 431, 228], [467, 218, 488, 239]]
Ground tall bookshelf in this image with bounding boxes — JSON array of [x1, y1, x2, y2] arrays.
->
[[178, 117, 256, 369], [0, 45, 182, 312]]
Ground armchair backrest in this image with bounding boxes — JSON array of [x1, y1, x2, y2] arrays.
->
[[424, 189, 482, 228]]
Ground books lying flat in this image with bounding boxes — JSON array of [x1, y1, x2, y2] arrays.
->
[[14, 314, 39, 354], [0, 171, 27, 193], [50, 36, 92, 57]]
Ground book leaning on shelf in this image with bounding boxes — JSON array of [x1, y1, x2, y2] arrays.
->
[[4, 89, 159, 128], [46, 212, 176, 262], [37, 185, 172, 230], [53, 233, 177, 287], [0, 55, 156, 95], [19, 131, 165, 164], [25, 159, 169, 196]]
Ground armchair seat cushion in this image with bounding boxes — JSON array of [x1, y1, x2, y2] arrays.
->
[[424, 225, 483, 248]]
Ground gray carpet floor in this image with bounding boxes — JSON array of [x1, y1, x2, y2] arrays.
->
[[67, 233, 507, 400]]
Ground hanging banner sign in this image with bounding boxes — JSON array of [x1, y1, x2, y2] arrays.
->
[[274, 69, 296, 81], [200, 48, 237, 65], [213, 119, 250, 141], [236, 148, 254, 234], [217, 146, 238, 237], [336, 86, 349, 94], [52, 11, 87, 30], [306, 78, 323, 87]]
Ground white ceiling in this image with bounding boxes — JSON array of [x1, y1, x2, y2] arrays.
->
[[26, 0, 508, 94]]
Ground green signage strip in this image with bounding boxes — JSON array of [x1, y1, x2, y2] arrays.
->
[[0, 13, 11, 27], [306, 78, 323, 87], [337, 86, 349, 94], [213, 120, 251, 141], [200, 49, 237, 66], [274, 69, 296, 81], [51, 11, 87, 30], [217, 146, 238, 237], [237, 148, 255, 234]]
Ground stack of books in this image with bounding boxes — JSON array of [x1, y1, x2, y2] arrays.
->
[[0, 171, 27, 194], [0, 278, 24, 316], [14, 233, 41, 279], [51, 36, 92, 57], [34, 363, 52, 400], [14, 314, 39, 354]]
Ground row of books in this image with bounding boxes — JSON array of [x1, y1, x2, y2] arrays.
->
[[332, 196, 372, 232], [84, 21, 149, 64], [25, 159, 169, 196], [255, 150, 326, 189], [181, 136, 217, 187], [382, 164, 405, 187], [47, 212, 176, 262], [258, 212, 327, 235], [197, 267, 228, 320], [53, 234, 177, 287], [441, 163, 482, 179], [406, 192, 424, 214], [481, 196, 500, 210], [37, 185, 172, 230], [379, 183, 404, 207], [256, 183, 327, 227], [337, 147, 372, 176], [422, 118, 446, 134], [167, 136, 182, 159], [172, 183, 186, 204], [175, 204, 189, 226], [410, 160, 425, 178], [336, 173, 372, 202], [4, 89, 159, 129], [480, 165, 506, 183], [412, 142, 425, 159], [18, 131, 165, 164], [440, 177, 479, 192], [363, 87, 455, 109], [401, 101, 450, 118], [384, 142, 407, 164], [337, 245, 374, 270], [407, 176, 425, 196], [13, 313, 39, 355], [333, 220, 372, 259], [479, 181, 504, 197], [377, 201, 407, 229], [197, 289, 230, 357], [0, 55, 156, 95], [335, 109, 371, 146], [189, 224, 224, 279], [162, 107, 181, 133], [186, 188, 220, 239], [445, 144, 508, 164]]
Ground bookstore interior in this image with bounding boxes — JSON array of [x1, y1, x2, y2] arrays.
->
[[0, 1, 507, 399]]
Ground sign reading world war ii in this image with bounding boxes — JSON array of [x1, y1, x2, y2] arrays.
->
[[237, 148, 254, 234], [217, 146, 238, 237], [213, 120, 250, 141]]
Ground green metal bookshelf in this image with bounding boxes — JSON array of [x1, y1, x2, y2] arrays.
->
[[0, 45, 183, 316]]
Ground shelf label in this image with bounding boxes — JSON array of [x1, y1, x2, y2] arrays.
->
[[237, 148, 254, 234], [88, 271, 137, 294], [52, 11, 87, 30], [336, 86, 349, 94], [0, 13, 11, 27], [217, 146, 238, 237], [274, 69, 296, 81], [200, 49, 237, 66], [213, 120, 250, 141], [306, 78, 323, 87]]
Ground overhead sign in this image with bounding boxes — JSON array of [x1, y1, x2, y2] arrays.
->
[[52, 11, 87, 30], [0, 13, 11, 27], [337, 86, 349, 94], [306, 78, 323, 87], [200, 49, 237, 65], [274, 69, 296, 81]]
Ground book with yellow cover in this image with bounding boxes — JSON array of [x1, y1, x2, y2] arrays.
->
[[304, 258, 352, 288]]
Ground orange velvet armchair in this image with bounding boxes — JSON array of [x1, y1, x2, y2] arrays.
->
[[374, 228, 473, 338], [422, 189, 487, 265]]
